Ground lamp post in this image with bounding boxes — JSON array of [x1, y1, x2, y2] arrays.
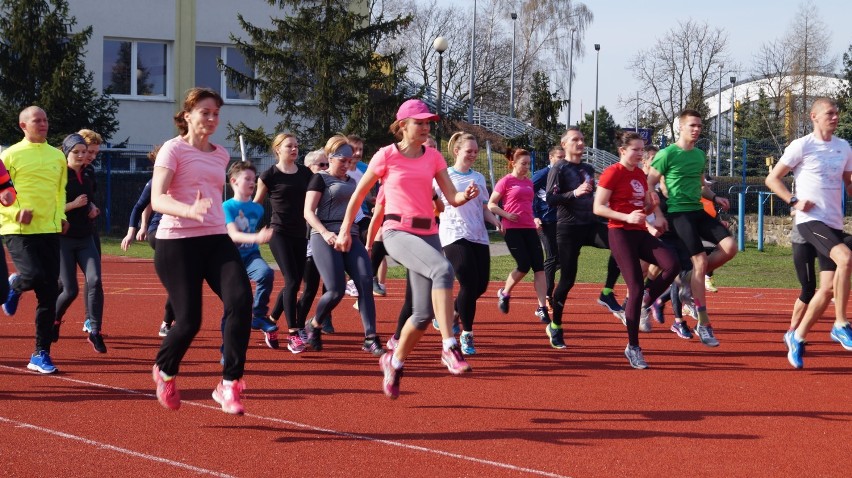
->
[[433, 36, 448, 148], [566, 27, 576, 126], [716, 64, 723, 176], [592, 43, 600, 151], [468, 0, 476, 123], [510, 12, 517, 119], [729, 76, 736, 177]]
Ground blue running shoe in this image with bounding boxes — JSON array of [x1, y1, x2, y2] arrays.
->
[[784, 330, 804, 369], [670, 321, 693, 340], [251, 316, 279, 333], [82, 319, 93, 333], [830, 324, 852, 351], [431, 315, 461, 335], [27, 350, 57, 374], [3, 273, 21, 316], [651, 299, 665, 324], [460, 332, 476, 355], [432, 318, 440, 331]]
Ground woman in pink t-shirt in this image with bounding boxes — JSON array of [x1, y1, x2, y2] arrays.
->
[[149, 87, 252, 414], [335, 99, 479, 399], [593, 131, 678, 369], [488, 148, 550, 323]]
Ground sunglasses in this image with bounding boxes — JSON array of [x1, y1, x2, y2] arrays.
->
[[316, 162, 329, 167]]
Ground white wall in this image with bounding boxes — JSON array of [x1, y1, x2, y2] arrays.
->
[[68, 0, 284, 149]]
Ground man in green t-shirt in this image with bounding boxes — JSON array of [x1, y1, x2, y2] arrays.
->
[[646, 109, 737, 347]]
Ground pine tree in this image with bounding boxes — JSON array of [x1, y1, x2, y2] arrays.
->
[[577, 106, 620, 155], [836, 44, 852, 142], [526, 70, 564, 151], [0, 0, 118, 145], [224, 1, 411, 151]]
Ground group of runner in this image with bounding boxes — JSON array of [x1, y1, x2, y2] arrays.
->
[[3, 90, 851, 413]]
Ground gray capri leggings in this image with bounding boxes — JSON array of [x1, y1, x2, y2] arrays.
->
[[382, 229, 454, 330], [310, 233, 377, 336], [56, 235, 104, 332]]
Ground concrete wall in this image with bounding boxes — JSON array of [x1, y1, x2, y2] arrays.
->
[[67, 0, 282, 148]]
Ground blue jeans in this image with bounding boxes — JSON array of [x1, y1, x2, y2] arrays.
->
[[243, 251, 274, 319]]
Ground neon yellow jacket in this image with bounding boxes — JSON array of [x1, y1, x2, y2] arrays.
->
[[0, 139, 67, 235]]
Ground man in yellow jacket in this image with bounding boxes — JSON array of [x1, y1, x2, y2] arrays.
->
[[0, 106, 68, 374]]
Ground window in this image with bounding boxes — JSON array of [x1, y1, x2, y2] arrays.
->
[[195, 45, 256, 102], [103, 39, 168, 97]]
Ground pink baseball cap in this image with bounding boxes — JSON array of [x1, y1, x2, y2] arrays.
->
[[396, 99, 439, 122]]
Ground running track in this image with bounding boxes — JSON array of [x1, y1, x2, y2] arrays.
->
[[1, 257, 849, 477]]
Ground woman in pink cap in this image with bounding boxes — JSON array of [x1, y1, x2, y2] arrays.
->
[[335, 99, 479, 399]]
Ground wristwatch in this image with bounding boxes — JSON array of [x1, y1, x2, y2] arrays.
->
[[789, 196, 799, 206]]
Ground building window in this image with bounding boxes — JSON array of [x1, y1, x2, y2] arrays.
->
[[103, 39, 168, 97], [195, 45, 256, 102]]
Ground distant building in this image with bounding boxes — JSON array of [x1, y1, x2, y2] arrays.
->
[[68, 0, 286, 149]]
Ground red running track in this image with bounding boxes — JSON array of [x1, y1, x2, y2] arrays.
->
[[1, 257, 850, 477]]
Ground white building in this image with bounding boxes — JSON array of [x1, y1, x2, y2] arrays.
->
[[67, 0, 285, 150]]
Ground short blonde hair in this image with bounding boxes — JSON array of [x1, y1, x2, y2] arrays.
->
[[77, 129, 103, 145], [271, 132, 297, 154]]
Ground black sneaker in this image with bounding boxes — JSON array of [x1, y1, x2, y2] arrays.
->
[[362, 336, 385, 356], [497, 288, 510, 314], [597, 292, 624, 314], [305, 320, 323, 351], [545, 324, 567, 349], [534, 306, 550, 324], [87, 332, 107, 353]]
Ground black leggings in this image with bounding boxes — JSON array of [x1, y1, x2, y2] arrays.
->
[[153, 235, 252, 380], [552, 222, 621, 326], [538, 222, 559, 298], [504, 228, 544, 274], [371, 240, 388, 277], [609, 229, 679, 346], [443, 239, 490, 331], [269, 232, 307, 329], [297, 255, 325, 328], [148, 232, 176, 326]]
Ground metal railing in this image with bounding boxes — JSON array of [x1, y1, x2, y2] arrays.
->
[[398, 77, 556, 143]]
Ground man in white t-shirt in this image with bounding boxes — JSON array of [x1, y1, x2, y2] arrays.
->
[[765, 97, 852, 368]]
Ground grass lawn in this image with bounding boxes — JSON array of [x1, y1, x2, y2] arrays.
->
[[102, 236, 801, 289]]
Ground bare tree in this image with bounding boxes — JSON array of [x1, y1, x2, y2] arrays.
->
[[375, 0, 593, 124], [625, 19, 729, 139], [786, 0, 836, 135]]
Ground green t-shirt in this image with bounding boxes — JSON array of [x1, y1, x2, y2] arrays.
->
[[651, 144, 705, 213]]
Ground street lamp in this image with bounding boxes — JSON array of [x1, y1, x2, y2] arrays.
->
[[433, 36, 448, 148], [716, 64, 723, 176], [729, 76, 736, 177], [566, 27, 576, 126], [509, 12, 517, 119], [468, 0, 477, 123], [592, 43, 600, 151]]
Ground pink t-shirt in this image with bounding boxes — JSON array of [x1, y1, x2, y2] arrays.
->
[[155, 136, 229, 239], [494, 174, 536, 229], [368, 144, 447, 235]]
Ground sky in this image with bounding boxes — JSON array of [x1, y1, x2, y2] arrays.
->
[[435, 0, 851, 126]]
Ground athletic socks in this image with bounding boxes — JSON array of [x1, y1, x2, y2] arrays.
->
[[697, 306, 710, 325], [391, 354, 404, 370], [442, 337, 458, 351]]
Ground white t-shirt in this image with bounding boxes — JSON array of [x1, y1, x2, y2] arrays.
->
[[778, 133, 852, 229], [433, 167, 490, 246]]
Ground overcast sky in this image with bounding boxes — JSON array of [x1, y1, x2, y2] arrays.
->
[[435, 0, 851, 125]]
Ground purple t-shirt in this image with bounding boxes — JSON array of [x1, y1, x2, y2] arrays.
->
[[494, 174, 536, 229]]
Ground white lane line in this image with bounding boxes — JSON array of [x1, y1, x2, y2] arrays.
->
[[0, 365, 571, 478], [0, 415, 235, 477]]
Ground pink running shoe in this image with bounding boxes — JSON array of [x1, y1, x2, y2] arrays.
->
[[379, 353, 402, 399], [441, 346, 472, 375], [212, 379, 246, 415], [385, 335, 399, 351], [287, 333, 306, 354], [152, 364, 180, 410]]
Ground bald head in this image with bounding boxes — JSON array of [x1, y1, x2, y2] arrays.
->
[[18, 106, 49, 143]]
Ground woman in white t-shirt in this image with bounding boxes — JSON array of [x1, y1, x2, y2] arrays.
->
[[433, 132, 501, 355]]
